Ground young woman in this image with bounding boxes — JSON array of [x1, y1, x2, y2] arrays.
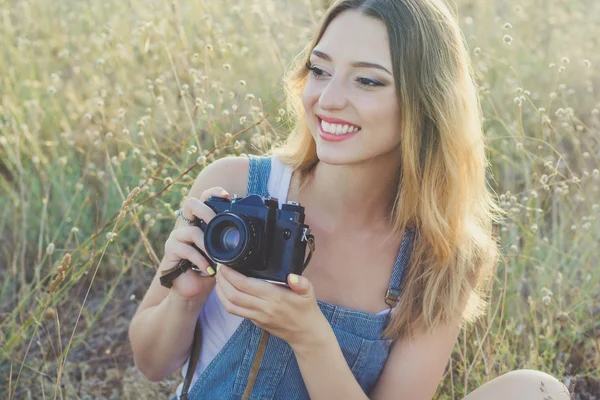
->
[[129, 0, 571, 399]]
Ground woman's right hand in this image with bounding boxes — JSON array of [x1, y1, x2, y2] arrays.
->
[[160, 186, 230, 300]]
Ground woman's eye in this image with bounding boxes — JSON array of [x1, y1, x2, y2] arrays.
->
[[306, 62, 384, 88], [306, 63, 327, 79], [357, 77, 384, 88]]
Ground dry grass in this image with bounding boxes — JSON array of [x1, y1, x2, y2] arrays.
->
[[0, 0, 598, 398]]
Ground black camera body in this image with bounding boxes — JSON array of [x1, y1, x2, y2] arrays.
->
[[201, 194, 312, 285]]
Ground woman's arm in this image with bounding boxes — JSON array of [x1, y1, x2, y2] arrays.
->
[[128, 156, 250, 381], [292, 316, 461, 400]]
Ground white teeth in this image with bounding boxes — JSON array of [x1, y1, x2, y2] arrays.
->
[[321, 120, 360, 135]]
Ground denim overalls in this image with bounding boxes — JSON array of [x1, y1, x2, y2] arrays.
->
[[179, 155, 415, 399]]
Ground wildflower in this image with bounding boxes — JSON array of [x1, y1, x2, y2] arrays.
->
[[503, 35, 513, 44], [105, 132, 113, 140], [156, 96, 164, 105], [223, 63, 231, 71], [106, 232, 117, 241], [239, 116, 247, 125], [542, 296, 551, 306], [583, 59, 591, 68], [234, 140, 241, 149], [130, 294, 136, 301], [163, 177, 173, 185], [530, 224, 538, 233], [239, 80, 246, 86], [473, 47, 481, 56], [48, 253, 71, 294], [561, 57, 570, 64], [46, 243, 55, 255], [225, 132, 232, 139], [514, 97, 522, 107], [245, 94, 255, 101], [555, 108, 565, 118], [555, 312, 569, 325], [205, 44, 213, 51], [558, 66, 566, 73], [197, 155, 207, 164], [503, 22, 512, 29], [592, 169, 599, 178]]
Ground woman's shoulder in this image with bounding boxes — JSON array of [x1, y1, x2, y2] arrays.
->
[[190, 155, 251, 198]]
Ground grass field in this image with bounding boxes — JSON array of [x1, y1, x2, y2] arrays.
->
[[0, 0, 599, 398]]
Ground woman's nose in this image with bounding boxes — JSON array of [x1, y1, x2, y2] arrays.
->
[[317, 76, 348, 111]]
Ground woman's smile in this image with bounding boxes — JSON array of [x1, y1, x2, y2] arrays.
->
[[317, 117, 361, 142]]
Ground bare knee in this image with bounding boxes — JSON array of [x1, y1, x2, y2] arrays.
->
[[464, 369, 571, 400]]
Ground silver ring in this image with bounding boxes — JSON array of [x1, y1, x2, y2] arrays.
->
[[175, 209, 194, 224]]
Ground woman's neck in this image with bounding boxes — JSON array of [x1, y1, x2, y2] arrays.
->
[[293, 153, 401, 234]]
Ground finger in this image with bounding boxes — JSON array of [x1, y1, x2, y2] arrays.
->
[[167, 241, 214, 275], [170, 225, 206, 252], [199, 186, 229, 202], [216, 267, 267, 310], [287, 274, 313, 298], [215, 280, 257, 319], [182, 196, 217, 224], [219, 265, 278, 299]]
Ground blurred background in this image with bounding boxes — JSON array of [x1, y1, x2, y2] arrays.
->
[[0, 0, 598, 398]]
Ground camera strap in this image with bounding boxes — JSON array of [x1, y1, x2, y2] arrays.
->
[[241, 231, 316, 399]]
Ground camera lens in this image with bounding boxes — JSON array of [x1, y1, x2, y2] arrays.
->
[[204, 213, 260, 266], [220, 226, 241, 252]]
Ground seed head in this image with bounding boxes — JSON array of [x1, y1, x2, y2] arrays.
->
[[561, 57, 570, 64], [583, 59, 591, 68], [46, 243, 55, 255], [503, 35, 513, 44], [503, 22, 512, 29], [542, 296, 551, 306]]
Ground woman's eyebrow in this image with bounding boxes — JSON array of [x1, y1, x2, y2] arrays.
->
[[311, 50, 392, 76]]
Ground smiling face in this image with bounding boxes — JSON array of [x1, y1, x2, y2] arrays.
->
[[302, 10, 402, 166]]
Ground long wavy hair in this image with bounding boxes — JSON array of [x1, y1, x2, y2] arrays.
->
[[272, 0, 503, 340]]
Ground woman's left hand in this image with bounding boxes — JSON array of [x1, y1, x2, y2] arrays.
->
[[214, 264, 329, 351]]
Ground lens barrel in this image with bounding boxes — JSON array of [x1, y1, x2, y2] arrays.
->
[[204, 213, 260, 266]]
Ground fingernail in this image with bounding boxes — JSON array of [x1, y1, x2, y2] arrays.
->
[[220, 189, 229, 196], [207, 266, 215, 276], [289, 274, 299, 284]]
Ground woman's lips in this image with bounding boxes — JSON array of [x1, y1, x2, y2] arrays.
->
[[317, 118, 361, 142]]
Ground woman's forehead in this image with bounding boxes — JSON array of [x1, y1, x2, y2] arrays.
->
[[315, 11, 392, 67]]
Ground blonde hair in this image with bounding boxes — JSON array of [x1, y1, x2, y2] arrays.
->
[[272, 0, 503, 340]]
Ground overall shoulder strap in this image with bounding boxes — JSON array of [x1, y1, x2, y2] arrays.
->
[[385, 228, 416, 308], [247, 155, 272, 197]]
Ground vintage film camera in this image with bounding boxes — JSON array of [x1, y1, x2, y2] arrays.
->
[[198, 194, 314, 285]]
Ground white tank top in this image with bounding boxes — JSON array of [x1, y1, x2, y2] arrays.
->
[[176, 155, 394, 397]]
